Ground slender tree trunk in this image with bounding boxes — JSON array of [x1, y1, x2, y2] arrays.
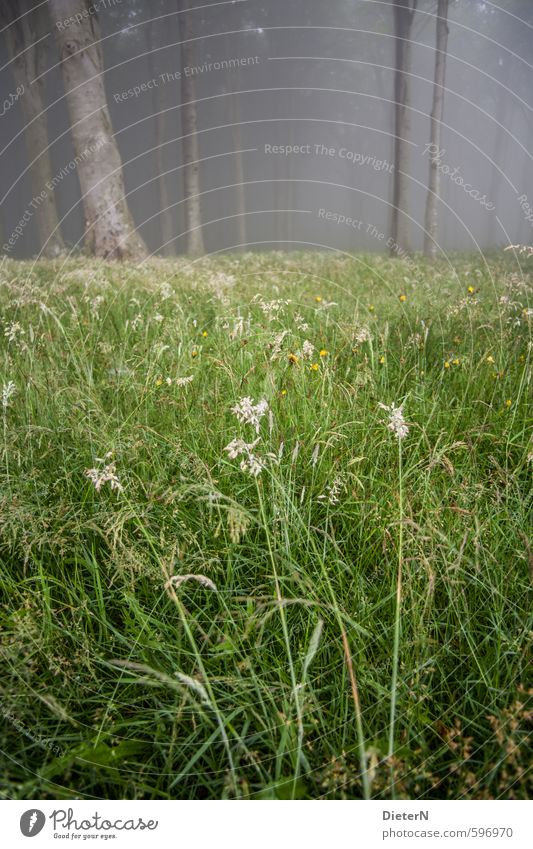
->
[[178, 0, 205, 256], [0, 0, 65, 258], [424, 0, 449, 259], [230, 88, 247, 250], [149, 18, 175, 256], [48, 0, 146, 261], [487, 96, 509, 245], [390, 0, 417, 256]]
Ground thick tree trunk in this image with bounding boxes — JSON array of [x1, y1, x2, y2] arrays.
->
[[48, 0, 146, 261], [390, 0, 417, 256], [0, 0, 65, 258], [178, 0, 205, 257], [424, 0, 449, 259]]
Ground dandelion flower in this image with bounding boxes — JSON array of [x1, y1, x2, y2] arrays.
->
[[399, 294, 407, 303], [319, 349, 328, 357], [202, 331, 208, 338], [444, 361, 451, 369], [310, 363, 319, 371], [467, 286, 475, 294], [452, 358, 460, 366], [505, 399, 512, 408], [315, 296, 323, 303]]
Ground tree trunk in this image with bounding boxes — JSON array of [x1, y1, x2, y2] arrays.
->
[[424, 0, 449, 259], [390, 0, 417, 256], [230, 89, 247, 250], [149, 17, 175, 256], [0, 0, 65, 258], [487, 96, 509, 245], [48, 0, 147, 261], [178, 0, 205, 256]]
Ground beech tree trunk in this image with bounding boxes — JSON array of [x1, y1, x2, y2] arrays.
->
[[424, 0, 449, 259], [149, 16, 175, 256], [0, 0, 65, 258], [390, 0, 417, 256], [178, 0, 205, 256], [48, 0, 146, 261]]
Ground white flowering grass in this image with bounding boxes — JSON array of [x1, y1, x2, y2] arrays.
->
[[0, 252, 530, 802]]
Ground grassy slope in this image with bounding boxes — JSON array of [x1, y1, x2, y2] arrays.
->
[[0, 251, 531, 800]]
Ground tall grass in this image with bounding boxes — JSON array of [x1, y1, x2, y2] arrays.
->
[[0, 251, 531, 800]]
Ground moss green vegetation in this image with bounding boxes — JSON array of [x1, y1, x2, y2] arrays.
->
[[0, 252, 531, 799]]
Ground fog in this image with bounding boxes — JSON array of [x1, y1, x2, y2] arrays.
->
[[2, 0, 533, 259]]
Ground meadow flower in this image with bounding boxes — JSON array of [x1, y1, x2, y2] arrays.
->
[[288, 353, 299, 366], [354, 327, 372, 344], [319, 349, 328, 357], [310, 363, 319, 371], [294, 313, 310, 331], [318, 475, 344, 505], [379, 402, 409, 440], [467, 285, 475, 294], [444, 361, 451, 369], [169, 574, 217, 591], [85, 455, 123, 493], [175, 375, 194, 387], [302, 340, 315, 359], [224, 437, 260, 459], [379, 355, 386, 365], [257, 298, 289, 321], [486, 355, 495, 364], [399, 294, 407, 303], [231, 397, 269, 434], [270, 329, 290, 360], [224, 438, 265, 477], [4, 322, 24, 344], [2, 381, 16, 410]]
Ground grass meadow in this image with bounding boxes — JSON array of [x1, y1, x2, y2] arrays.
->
[[0, 251, 531, 800]]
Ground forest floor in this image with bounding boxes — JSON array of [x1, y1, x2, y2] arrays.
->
[[0, 251, 531, 800]]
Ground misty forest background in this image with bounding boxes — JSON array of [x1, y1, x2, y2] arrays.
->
[[1, 0, 533, 260], [0, 0, 532, 802]]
